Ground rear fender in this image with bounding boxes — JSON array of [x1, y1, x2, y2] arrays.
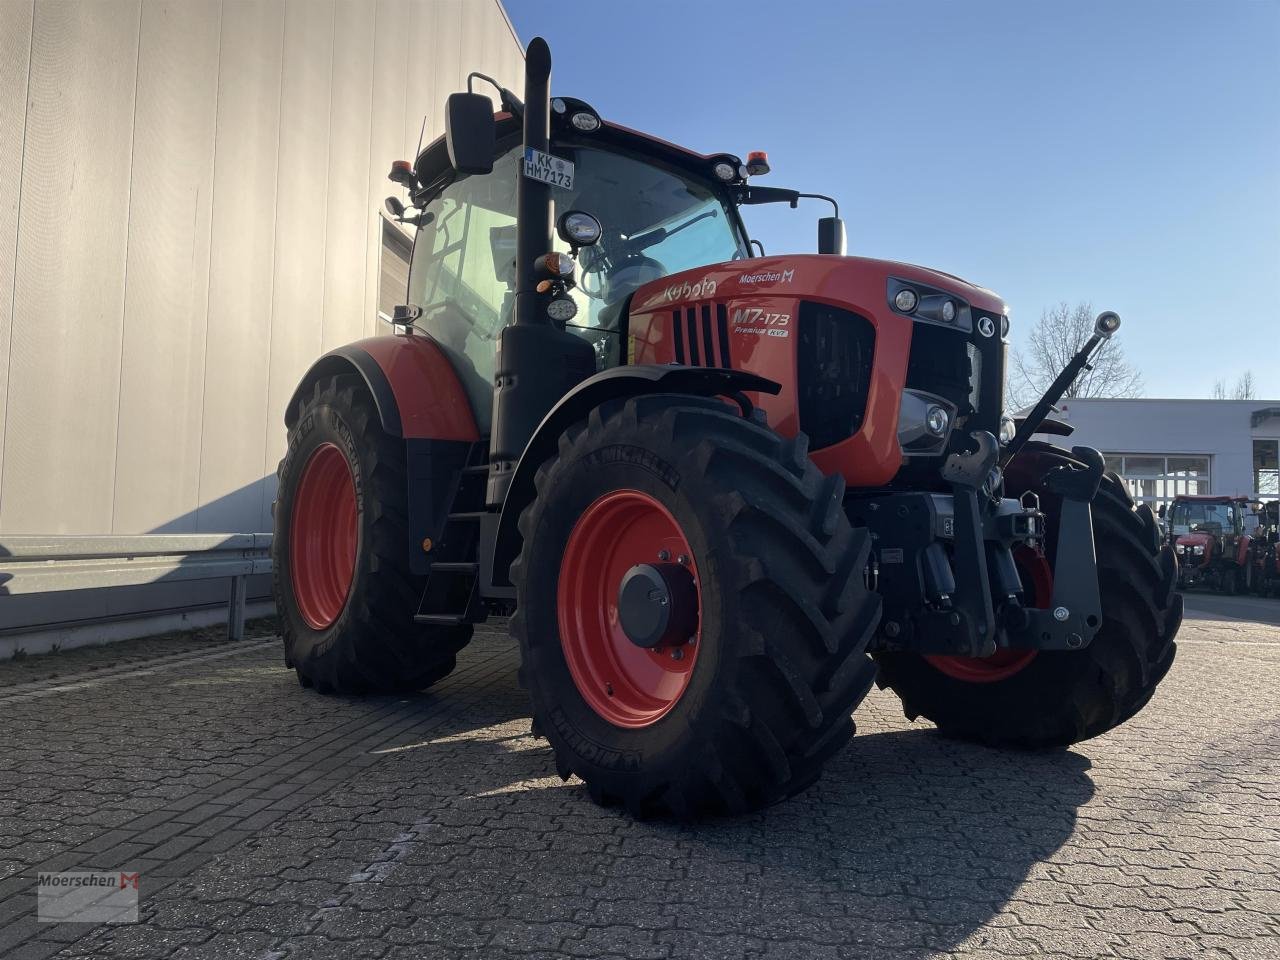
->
[[489, 364, 781, 590], [285, 335, 479, 441], [286, 335, 480, 576]]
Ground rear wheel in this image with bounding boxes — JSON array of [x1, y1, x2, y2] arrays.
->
[[875, 447, 1182, 748], [272, 375, 471, 693], [512, 394, 881, 818]]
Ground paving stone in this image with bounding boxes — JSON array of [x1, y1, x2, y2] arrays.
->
[[0, 606, 1270, 959]]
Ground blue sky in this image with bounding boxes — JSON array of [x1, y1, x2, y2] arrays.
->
[[505, 0, 1280, 399]]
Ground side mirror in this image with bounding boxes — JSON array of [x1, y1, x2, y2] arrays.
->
[[818, 216, 846, 256], [445, 92, 496, 175]]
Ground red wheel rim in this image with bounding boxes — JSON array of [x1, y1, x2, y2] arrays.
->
[[558, 490, 701, 728], [289, 443, 358, 630], [924, 546, 1051, 683]]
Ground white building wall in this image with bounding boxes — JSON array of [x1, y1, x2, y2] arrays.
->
[[1054, 398, 1280, 499], [0, 0, 523, 539]]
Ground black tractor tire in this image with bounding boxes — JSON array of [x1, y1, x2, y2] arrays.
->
[[874, 444, 1182, 748], [272, 374, 471, 694], [511, 394, 881, 818]]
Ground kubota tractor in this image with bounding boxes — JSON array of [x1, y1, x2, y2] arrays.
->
[[1166, 494, 1255, 593], [272, 38, 1181, 817]]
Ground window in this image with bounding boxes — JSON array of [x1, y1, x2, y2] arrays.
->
[[1255, 439, 1279, 497], [1103, 454, 1210, 510], [377, 218, 413, 324], [1167, 498, 1242, 536]]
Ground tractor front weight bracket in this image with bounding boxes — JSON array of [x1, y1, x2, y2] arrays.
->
[[1002, 446, 1105, 652], [857, 436, 1105, 657]]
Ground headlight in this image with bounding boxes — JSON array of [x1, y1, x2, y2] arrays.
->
[[887, 278, 972, 331], [1192, 544, 1205, 555], [897, 391, 955, 453], [999, 415, 1016, 445], [556, 210, 602, 248], [925, 405, 950, 437], [1175, 543, 1185, 555]]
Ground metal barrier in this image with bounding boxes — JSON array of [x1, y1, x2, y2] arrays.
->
[[0, 534, 273, 640]]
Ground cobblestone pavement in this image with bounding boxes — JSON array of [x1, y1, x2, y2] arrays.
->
[[0, 596, 1276, 960]]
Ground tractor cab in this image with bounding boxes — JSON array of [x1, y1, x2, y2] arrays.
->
[[398, 108, 758, 428]]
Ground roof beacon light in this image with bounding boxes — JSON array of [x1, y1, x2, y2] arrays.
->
[[746, 151, 771, 176], [388, 159, 416, 188]]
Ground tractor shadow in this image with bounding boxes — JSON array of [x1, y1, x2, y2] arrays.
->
[[370, 656, 1095, 958]]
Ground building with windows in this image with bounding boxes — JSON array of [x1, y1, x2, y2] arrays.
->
[[0, 0, 523, 646], [1047, 398, 1280, 511]]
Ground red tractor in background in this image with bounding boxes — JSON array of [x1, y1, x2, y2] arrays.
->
[[271, 38, 1181, 817], [1246, 500, 1279, 597], [1166, 494, 1257, 593]]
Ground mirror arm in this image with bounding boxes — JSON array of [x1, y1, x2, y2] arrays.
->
[[467, 71, 523, 117]]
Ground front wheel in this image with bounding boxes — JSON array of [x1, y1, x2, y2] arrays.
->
[[511, 394, 881, 818], [875, 447, 1182, 748]]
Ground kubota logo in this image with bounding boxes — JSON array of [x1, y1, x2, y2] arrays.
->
[[663, 277, 717, 302]]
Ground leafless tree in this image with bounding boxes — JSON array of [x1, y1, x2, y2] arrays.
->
[[1007, 301, 1143, 410], [1212, 371, 1256, 399]]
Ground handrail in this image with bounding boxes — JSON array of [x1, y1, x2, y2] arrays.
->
[[0, 534, 273, 640]]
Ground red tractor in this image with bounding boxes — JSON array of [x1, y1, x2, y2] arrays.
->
[[272, 39, 1181, 817], [1245, 500, 1279, 597], [1166, 494, 1256, 593]]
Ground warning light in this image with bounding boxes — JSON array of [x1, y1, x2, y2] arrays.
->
[[746, 151, 770, 176], [388, 159, 416, 187]]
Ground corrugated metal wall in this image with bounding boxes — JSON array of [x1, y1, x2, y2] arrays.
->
[[0, 0, 524, 541]]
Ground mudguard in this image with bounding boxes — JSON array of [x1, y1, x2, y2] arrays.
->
[[285, 335, 479, 441], [286, 334, 480, 576], [489, 364, 781, 589]]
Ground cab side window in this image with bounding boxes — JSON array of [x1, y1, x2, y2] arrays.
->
[[408, 147, 520, 397]]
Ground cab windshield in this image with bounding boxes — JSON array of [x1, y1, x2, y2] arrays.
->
[[560, 145, 750, 326], [407, 141, 748, 400], [1169, 500, 1238, 534]]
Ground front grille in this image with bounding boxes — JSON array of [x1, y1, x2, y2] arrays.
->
[[672, 304, 731, 368], [797, 301, 875, 449], [904, 323, 973, 415]]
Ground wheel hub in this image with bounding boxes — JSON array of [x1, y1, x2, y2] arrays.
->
[[557, 489, 702, 728], [617, 563, 698, 650], [289, 442, 358, 630]]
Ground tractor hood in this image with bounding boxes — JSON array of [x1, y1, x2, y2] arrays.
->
[[1176, 532, 1213, 549], [631, 254, 1008, 319]]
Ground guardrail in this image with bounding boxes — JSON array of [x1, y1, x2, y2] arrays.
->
[[0, 534, 273, 640]]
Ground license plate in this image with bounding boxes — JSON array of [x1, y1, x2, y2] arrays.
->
[[523, 147, 574, 189]]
